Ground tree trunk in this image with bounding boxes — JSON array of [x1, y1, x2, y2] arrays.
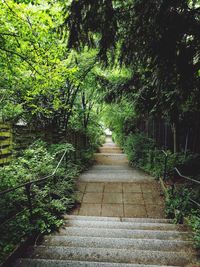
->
[[172, 123, 177, 154]]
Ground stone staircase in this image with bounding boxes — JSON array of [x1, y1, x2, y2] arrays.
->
[[79, 136, 152, 183], [13, 136, 199, 266], [14, 215, 197, 266], [94, 136, 128, 166]]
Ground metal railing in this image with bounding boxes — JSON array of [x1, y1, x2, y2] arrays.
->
[[174, 167, 200, 208], [161, 150, 200, 208], [174, 167, 200, 185], [0, 147, 69, 224], [161, 150, 168, 181]]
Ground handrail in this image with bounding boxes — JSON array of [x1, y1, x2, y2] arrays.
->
[[0, 147, 69, 222], [161, 150, 168, 157], [174, 167, 200, 185], [160, 151, 200, 208], [174, 167, 200, 208], [189, 198, 200, 208], [161, 150, 168, 180], [0, 148, 68, 196]]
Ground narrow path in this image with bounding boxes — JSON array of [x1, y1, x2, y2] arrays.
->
[[72, 136, 165, 218], [14, 136, 199, 266]]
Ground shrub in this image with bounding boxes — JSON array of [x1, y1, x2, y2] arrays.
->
[[187, 212, 200, 249], [0, 140, 82, 264], [124, 133, 155, 166], [165, 186, 200, 248], [165, 186, 192, 223], [115, 132, 200, 249], [123, 133, 200, 180]]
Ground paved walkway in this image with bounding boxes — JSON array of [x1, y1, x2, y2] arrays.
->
[[15, 136, 199, 266], [72, 136, 165, 218]]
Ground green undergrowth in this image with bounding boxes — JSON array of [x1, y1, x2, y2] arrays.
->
[[165, 186, 200, 249], [122, 132, 200, 181], [0, 139, 95, 264], [121, 132, 200, 249]]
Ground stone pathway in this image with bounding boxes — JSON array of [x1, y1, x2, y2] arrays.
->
[[72, 136, 165, 218], [14, 135, 199, 267]]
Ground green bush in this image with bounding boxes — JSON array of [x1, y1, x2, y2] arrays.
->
[[122, 133, 199, 180], [124, 133, 155, 166], [165, 186, 192, 223], [0, 140, 81, 264], [165, 186, 200, 248], [113, 131, 200, 249], [187, 212, 200, 249], [123, 133, 167, 178]]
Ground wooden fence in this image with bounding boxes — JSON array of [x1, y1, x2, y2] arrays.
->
[[0, 122, 89, 166], [135, 116, 200, 153], [0, 123, 13, 166]]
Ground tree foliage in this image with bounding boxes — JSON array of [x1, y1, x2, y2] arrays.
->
[[65, 0, 200, 123], [0, 0, 104, 137]]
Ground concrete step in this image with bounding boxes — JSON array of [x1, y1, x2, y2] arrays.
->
[[102, 143, 118, 147], [85, 170, 138, 175], [26, 245, 193, 266], [99, 147, 123, 153], [102, 144, 118, 148], [64, 219, 186, 231], [14, 258, 180, 267], [63, 215, 173, 224], [42, 235, 192, 252], [94, 153, 129, 165], [78, 173, 152, 182], [94, 153, 127, 157], [91, 165, 133, 170], [56, 226, 191, 241], [100, 145, 121, 149]]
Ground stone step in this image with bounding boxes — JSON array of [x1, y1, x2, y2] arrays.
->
[[56, 226, 190, 241], [85, 170, 139, 175], [102, 144, 118, 148], [87, 166, 133, 170], [103, 142, 118, 146], [78, 173, 152, 182], [99, 147, 123, 153], [91, 165, 133, 170], [94, 153, 129, 165], [14, 258, 180, 267], [63, 215, 173, 224], [79, 173, 150, 178], [42, 235, 192, 252], [25, 245, 193, 266], [64, 219, 186, 231], [79, 172, 150, 177], [100, 145, 121, 149], [94, 153, 127, 157]]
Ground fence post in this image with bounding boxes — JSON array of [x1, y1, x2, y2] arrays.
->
[[25, 184, 33, 223], [163, 154, 167, 180]]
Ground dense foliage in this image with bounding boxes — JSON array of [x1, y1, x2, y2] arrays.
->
[[0, 0, 105, 137], [66, 0, 200, 153], [0, 0, 200, 261], [166, 187, 200, 248], [102, 98, 200, 247], [0, 139, 100, 263], [0, 0, 105, 262]]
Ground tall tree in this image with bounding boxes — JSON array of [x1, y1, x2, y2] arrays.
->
[[63, 0, 200, 152]]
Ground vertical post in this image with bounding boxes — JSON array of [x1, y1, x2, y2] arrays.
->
[[184, 130, 189, 159], [65, 150, 68, 168], [74, 133, 77, 163], [152, 119, 155, 140], [163, 154, 167, 180], [25, 184, 33, 223], [172, 123, 177, 154], [164, 121, 168, 149]]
